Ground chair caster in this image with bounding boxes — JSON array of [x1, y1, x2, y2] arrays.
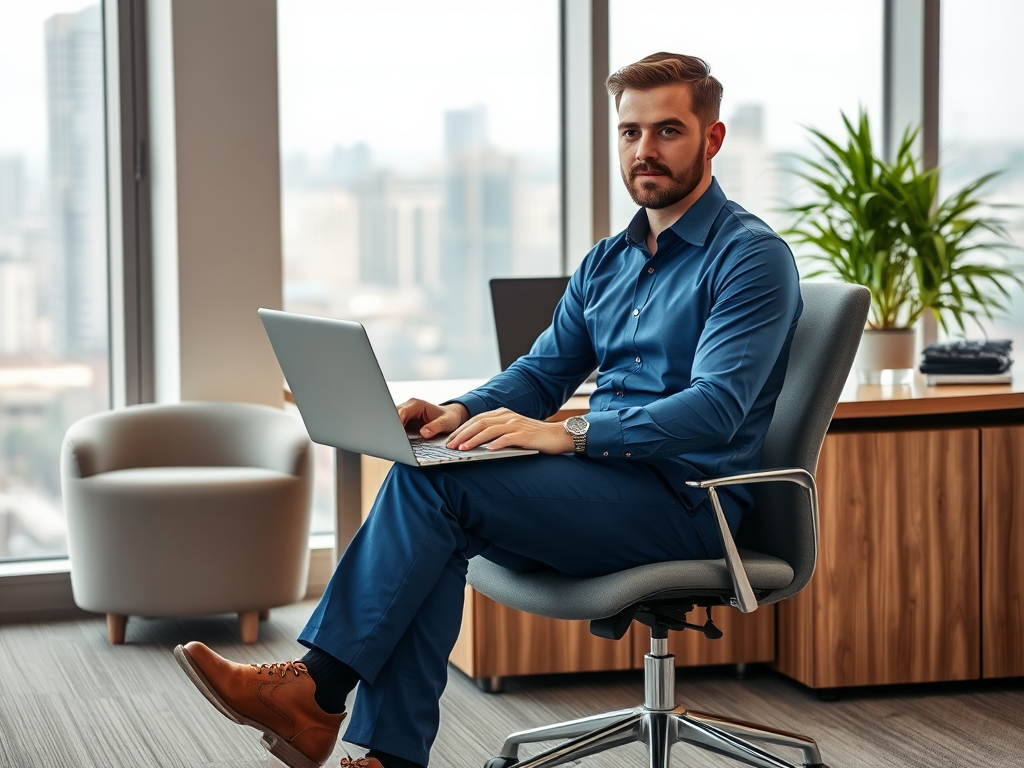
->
[[483, 757, 517, 768]]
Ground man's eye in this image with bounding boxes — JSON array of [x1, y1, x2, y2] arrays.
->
[[661, 127, 679, 136]]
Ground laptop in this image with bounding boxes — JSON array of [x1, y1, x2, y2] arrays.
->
[[489, 276, 597, 394], [258, 309, 539, 467]]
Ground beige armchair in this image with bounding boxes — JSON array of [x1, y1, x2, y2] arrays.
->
[[61, 402, 313, 644]]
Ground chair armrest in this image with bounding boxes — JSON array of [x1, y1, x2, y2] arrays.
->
[[685, 468, 818, 614]]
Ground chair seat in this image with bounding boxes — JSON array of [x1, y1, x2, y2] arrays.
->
[[467, 550, 794, 621]]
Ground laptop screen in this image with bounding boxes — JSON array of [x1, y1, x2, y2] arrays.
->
[[489, 276, 571, 371]]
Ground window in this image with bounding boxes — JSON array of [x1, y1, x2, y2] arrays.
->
[[608, 0, 884, 241], [0, 1, 110, 562], [278, 0, 561, 535], [940, 0, 1024, 349]]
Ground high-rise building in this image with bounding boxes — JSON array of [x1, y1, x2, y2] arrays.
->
[[0, 156, 26, 234], [0, 260, 36, 357], [45, 4, 107, 358], [441, 107, 517, 376], [355, 170, 443, 290], [713, 104, 783, 227]]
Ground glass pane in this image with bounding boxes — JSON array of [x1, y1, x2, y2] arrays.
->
[[941, 0, 1024, 350], [608, 0, 883, 242], [278, 0, 561, 384], [0, 1, 109, 561], [278, 0, 561, 536]]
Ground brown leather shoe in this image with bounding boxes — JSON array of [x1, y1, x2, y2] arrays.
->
[[174, 641, 344, 768]]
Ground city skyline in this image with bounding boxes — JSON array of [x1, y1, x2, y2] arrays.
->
[[2, 0, 1022, 560], [283, 105, 562, 382], [0, 2, 107, 562]]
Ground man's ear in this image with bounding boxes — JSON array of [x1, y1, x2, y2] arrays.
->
[[705, 121, 726, 160]]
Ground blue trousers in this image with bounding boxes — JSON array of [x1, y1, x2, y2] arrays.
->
[[298, 454, 720, 766]]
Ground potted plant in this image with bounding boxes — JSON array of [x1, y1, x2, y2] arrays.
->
[[783, 111, 1022, 383]]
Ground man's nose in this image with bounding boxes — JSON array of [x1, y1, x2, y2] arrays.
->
[[634, 132, 657, 161]]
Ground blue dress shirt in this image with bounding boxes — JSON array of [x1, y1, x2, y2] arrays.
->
[[455, 178, 802, 531]]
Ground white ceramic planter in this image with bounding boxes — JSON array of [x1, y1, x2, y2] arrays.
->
[[855, 328, 916, 384]]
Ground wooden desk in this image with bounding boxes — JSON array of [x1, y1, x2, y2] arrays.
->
[[329, 370, 1024, 686], [777, 369, 1024, 689]]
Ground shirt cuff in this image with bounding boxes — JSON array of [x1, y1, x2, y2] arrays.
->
[[441, 392, 492, 419], [582, 409, 626, 458]]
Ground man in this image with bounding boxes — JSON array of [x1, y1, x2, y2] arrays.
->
[[173, 52, 802, 768]]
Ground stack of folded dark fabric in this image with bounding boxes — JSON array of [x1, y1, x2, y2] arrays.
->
[[919, 339, 1014, 384]]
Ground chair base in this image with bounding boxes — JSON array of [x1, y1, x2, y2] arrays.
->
[[484, 637, 825, 768], [485, 704, 825, 768]]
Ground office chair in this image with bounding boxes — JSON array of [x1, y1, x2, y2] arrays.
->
[[467, 282, 870, 768]]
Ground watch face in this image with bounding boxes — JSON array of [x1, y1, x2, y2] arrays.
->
[[567, 416, 589, 435]]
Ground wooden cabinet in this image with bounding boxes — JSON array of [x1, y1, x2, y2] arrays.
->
[[451, 587, 634, 679], [981, 425, 1024, 679], [450, 590, 774, 680], [776, 429, 981, 688]]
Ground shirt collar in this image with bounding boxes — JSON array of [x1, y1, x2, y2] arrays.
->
[[624, 177, 728, 250]]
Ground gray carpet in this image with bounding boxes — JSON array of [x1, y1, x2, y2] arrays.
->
[[0, 600, 1021, 768]]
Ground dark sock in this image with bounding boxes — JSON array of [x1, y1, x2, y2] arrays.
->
[[299, 647, 360, 715], [367, 749, 424, 768]]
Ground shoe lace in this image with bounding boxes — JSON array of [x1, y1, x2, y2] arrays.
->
[[249, 660, 307, 678]]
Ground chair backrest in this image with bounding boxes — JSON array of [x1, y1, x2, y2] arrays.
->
[[736, 281, 870, 603], [62, 401, 311, 478]]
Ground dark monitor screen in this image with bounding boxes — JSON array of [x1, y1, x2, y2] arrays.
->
[[489, 276, 570, 371]]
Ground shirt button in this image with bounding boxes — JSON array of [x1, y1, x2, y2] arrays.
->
[[648, 267, 655, 274], [602, 451, 609, 457], [615, 390, 622, 397], [635, 356, 641, 364], [632, 308, 639, 317], [625, 452, 632, 458]]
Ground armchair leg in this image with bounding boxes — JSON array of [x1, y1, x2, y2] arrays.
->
[[238, 611, 259, 644], [107, 613, 127, 645]]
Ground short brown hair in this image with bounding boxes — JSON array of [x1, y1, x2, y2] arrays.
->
[[606, 52, 723, 127]]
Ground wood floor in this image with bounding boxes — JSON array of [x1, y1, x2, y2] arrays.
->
[[1, 600, 1022, 768]]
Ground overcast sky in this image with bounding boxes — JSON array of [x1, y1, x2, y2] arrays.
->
[[2, 0, 1022, 162]]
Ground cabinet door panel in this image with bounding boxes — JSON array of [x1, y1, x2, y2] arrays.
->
[[456, 590, 633, 679], [982, 426, 1024, 678], [798, 429, 981, 688]]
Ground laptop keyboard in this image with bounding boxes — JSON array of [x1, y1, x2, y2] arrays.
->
[[412, 442, 477, 463]]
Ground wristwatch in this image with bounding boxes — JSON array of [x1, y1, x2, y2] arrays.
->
[[564, 415, 590, 455]]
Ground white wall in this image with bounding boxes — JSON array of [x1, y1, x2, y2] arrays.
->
[[148, 0, 283, 407]]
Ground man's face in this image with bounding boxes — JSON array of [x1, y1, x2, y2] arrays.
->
[[616, 84, 711, 210]]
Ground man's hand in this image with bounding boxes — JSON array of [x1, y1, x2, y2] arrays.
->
[[446, 408, 575, 455], [398, 399, 469, 438]]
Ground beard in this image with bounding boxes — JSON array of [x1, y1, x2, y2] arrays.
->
[[621, 138, 706, 209]]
